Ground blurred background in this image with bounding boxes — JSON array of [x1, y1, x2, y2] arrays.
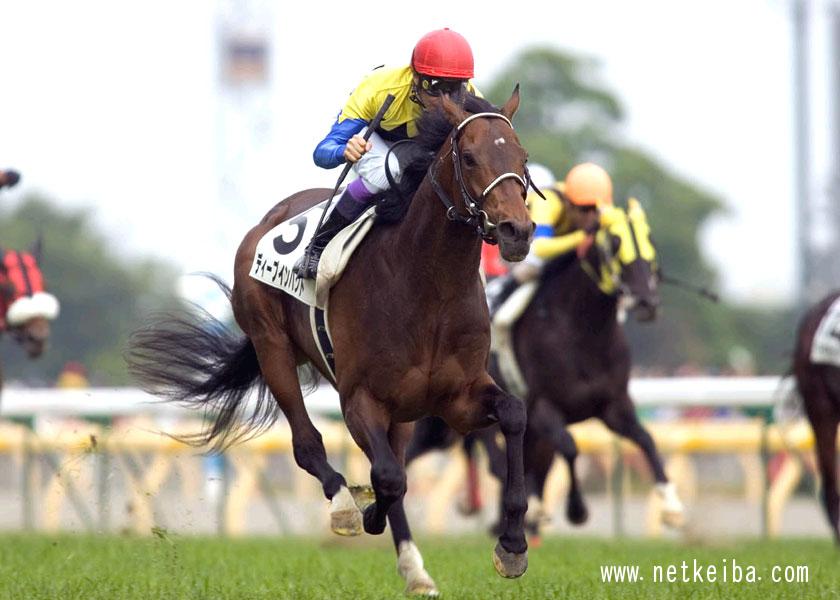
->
[[0, 0, 837, 541]]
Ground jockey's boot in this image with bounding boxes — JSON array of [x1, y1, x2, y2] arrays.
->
[[293, 209, 352, 279], [486, 273, 520, 316]]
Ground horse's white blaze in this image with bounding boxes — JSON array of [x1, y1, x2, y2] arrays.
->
[[397, 540, 439, 596], [494, 137, 506, 146]]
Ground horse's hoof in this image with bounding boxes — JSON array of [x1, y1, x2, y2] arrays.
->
[[348, 484, 376, 511], [655, 483, 685, 529], [398, 540, 439, 596], [363, 504, 386, 535], [492, 542, 528, 578], [330, 486, 364, 536], [405, 577, 440, 597], [662, 509, 685, 529], [567, 501, 589, 526]]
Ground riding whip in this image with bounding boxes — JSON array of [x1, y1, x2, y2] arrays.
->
[[302, 94, 396, 268], [658, 269, 719, 303]]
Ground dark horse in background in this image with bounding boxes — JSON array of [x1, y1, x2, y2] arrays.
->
[[0, 240, 60, 389], [793, 290, 840, 542], [129, 92, 536, 596], [409, 200, 685, 538]]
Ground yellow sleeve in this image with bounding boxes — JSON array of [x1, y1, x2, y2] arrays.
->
[[529, 189, 562, 227], [532, 230, 587, 259]]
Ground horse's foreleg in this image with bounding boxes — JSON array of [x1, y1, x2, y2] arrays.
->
[[474, 383, 528, 578], [528, 400, 588, 525], [343, 388, 406, 536], [601, 394, 684, 527], [405, 416, 459, 465], [387, 422, 439, 596]]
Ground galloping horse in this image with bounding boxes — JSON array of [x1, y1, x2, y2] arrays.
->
[[0, 240, 60, 387], [128, 92, 535, 595], [409, 201, 685, 536], [792, 290, 840, 542]]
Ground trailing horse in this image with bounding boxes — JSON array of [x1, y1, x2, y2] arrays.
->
[[792, 290, 840, 542], [0, 239, 60, 390], [128, 92, 536, 595], [409, 201, 685, 537]]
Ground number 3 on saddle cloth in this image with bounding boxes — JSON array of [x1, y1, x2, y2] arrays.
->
[[249, 197, 377, 380], [811, 295, 840, 368]]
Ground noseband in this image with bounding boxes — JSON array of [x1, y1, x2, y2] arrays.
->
[[429, 113, 530, 243]]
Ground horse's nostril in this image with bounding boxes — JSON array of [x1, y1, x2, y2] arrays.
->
[[497, 222, 516, 239]]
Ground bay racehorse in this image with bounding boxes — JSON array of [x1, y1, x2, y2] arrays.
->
[[792, 290, 840, 542], [408, 201, 685, 537], [128, 92, 536, 595], [0, 240, 60, 389]]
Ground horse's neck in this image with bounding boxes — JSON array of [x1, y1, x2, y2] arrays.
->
[[544, 258, 617, 325], [390, 178, 482, 290]]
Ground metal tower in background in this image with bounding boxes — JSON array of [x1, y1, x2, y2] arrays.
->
[[794, 0, 840, 305], [215, 0, 275, 254]]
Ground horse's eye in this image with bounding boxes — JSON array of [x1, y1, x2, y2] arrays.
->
[[462, 152, 477, 168]]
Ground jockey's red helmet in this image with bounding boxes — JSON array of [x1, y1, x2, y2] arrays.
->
[[411, 28, 474, 79]]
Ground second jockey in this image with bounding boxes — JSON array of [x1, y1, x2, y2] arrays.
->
[[486, 161, 613, 313]]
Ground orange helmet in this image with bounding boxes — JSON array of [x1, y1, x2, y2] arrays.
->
[[563, 162, 613, 207], [411, 28, 474, 79]]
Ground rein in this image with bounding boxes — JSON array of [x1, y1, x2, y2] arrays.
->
[[430, 112, 529, 243], [383, 109, 542, 243]]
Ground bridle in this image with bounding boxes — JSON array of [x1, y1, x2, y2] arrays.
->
[[428, 112, 539, 243]]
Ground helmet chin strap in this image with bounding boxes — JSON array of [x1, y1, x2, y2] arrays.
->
[[409, 81, 426, 108]]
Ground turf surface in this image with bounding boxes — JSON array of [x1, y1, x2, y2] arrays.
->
[[0, 533, 835, 599]]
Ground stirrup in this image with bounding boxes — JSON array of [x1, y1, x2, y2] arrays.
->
[[293, 248, 320, 279]]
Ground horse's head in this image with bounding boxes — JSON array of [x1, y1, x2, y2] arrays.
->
[[588, 200, 660, 322], [0, 240, 60, 357], [435, 88, 535, 261]]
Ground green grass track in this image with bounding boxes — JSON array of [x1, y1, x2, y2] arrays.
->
[[0, 534, 836, 599]]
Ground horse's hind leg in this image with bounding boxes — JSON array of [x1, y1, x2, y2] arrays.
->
[[387, 422, 439, 597], [468, 382, 528, 578], [250, 332, 360, 535], [601, 394, 684, 527]]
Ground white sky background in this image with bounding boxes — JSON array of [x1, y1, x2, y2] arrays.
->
[[0, 0, 825, 307]]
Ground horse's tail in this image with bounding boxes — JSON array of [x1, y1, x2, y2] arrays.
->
[[126, 274, 312, 450]]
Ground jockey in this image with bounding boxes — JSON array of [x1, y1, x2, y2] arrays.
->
[[0, 169, 20, 191], [295, 28, 479, 279], [486, 162, 613, 313]]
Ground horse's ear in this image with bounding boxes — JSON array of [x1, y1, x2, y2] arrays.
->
[[30, 233, 43, 263], [501, 84, 520, 121], [441, 94, 467, 127]]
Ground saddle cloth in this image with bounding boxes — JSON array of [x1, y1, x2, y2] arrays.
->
[[249, 197, 376, 309], [811, 295, 840, 368], [490, 281, 538, 399]]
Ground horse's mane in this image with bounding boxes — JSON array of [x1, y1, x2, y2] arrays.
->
[[376, 94, 502, 223]]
